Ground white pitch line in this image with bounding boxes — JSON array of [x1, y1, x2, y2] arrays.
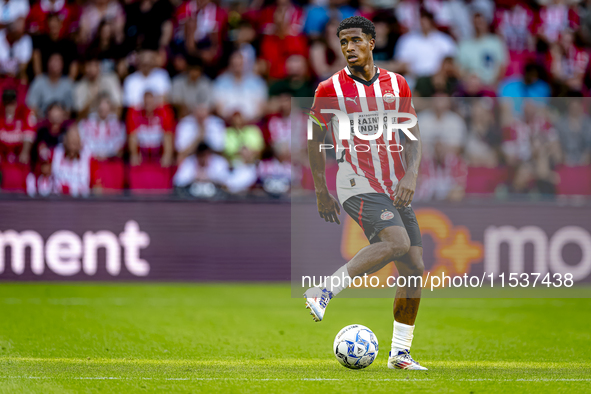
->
[[1, 377, 590, 382]]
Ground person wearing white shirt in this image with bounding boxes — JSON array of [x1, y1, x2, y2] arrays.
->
[[123, 49, 171, 108], [417, 95, 467, 156], [0, 0, 29, 27], [175, 104, 226, 166], [212, 51, 267, 123], [173, 142, 230, 191], [52, 124, 92, 197], [0, 18, 31, 77], [395, 9, 457, 86]]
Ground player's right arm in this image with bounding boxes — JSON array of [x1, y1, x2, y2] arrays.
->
[[307, 120, 341, 225], [308, 84, 341, 225]]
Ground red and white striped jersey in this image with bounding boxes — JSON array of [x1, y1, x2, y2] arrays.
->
[[310, 66, 416, 204]]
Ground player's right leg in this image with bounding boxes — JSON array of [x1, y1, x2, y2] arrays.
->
[[305, 194, 411, 322], [387, 246, 427, 370]]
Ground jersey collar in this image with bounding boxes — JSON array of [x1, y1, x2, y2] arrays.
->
[[344, 65, 380, 87]]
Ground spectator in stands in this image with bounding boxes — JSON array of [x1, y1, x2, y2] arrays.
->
[[79, 0, 125, 45], [371, 13, 398, 70], [127, 91, 174, 191], [416, 139, 467, 201], [51, 123, 91, 197], [213, 51, 267, 123], [464, 98, 501, 167], [173, 142, 230, 197], [26, 53, 74, 117], [555, 98, 591, 166], [86, 20, 126, 77], [175, 103, 225, 167], [123, 49, 171, 108], [128, 90, 174, 168], [74, 57, 122, 118], [171, 56, 212, 118], [0, 0, 29, 29], [33, 101, 69, 164], [262, 91, 291, 149], [537, 0, 580, 45], [414, 56, 460, 97], [225, 146, 258, 195], [395, 9, 457, 86], [493, 2, 536, 77], [0, 18, 31, 81], [79, 94, 125, 160], [181, 0, 227, 72], [123, 0, 174, 55], [26, 153, 58, 196], [499, 63, 551, 113], [457, 13, 508, 88], [309, 18, 348, 81], [502, 101, 560, 195], [78, 95, 126, 191], [233, 21, 257, 76], [417, 94, 467, 155], [303, 0, 356, 38], [259, 0, 307, 80], [268, 54, 315, 99], [549, 29, 590, 95], [0, 89, 36, 191], [224, 111, 264, 163], [31, 13, 77, 80], [26, 0, 80, 38], [257, 142, 291, 197]]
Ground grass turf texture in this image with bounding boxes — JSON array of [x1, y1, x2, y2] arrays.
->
[[0, 284, 590, 393]]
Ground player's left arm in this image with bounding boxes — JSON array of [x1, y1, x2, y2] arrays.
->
[[393, 123, 421, 208], [393, 79, 422, 208]]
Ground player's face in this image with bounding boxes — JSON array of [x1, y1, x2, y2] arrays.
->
[[338, 28, 374, 68]]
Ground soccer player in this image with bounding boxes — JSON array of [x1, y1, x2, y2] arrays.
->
[[304, 16, 427, 371]]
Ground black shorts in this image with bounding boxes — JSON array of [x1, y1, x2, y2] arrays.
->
[[342, 193, 422, 247]]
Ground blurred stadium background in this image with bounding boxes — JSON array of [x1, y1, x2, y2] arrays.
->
[[0, 1, 590, 391], [0, 0, 589, 283]]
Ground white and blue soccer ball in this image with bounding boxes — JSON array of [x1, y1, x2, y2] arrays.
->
[[333, 324, 379, 369]]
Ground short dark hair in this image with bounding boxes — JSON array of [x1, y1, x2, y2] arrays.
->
[[2, 89, 17, 105], [336, 16, 376, 40]]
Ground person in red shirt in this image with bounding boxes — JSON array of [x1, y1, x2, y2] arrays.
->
[[258, 0, 307, 80], [26, 0, 80, 38], [126, 90, 175, 191], [0, 89, 36, 191]]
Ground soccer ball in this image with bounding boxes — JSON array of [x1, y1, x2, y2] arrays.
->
[[333, 324, 379, 369]]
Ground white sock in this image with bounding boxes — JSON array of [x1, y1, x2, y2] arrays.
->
[[324, 264, 351, 296], [391, 320, 414, 353]]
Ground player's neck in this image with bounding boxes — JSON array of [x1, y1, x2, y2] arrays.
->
[[348, 61, 377, 82]]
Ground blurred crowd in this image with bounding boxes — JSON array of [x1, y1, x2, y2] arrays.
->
[[0, 0, 589, 199]]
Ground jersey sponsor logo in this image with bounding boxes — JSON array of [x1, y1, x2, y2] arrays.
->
[[307, 108, 417, 142], [380, 211, 394, 220]]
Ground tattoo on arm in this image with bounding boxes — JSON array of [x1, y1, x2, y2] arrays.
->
[[404, 124, 422, 176], [307, 121, 329, 193]]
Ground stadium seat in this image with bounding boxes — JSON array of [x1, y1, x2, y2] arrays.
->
[[128, 162, 174, 193], [0, 161, 29, 192], [556, 165, 591, 195], [465, 167, 509, 194], [90, 158, 126, 193]]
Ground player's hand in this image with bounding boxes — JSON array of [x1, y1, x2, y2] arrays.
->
[[393, 173, 417, 208], [316, 190, 341, 225]]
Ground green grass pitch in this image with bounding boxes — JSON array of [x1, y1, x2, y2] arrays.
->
[[0, 283, 590, 393]]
